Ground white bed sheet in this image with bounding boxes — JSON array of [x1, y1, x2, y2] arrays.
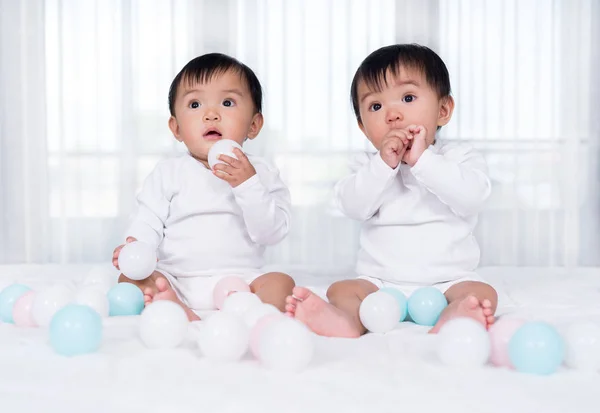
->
[[0, 264, 599, 413]]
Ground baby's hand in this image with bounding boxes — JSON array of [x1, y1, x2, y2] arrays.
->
[[402, 125, 429, 167], [213, 148, 257, 187], [112, 236, 137, 270], [380, 130, 410, 169]]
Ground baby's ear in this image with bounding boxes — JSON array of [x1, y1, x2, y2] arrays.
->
[[247, 112, 264, 140], [168, 116, 183, 141], [437, 96, 455, 127]]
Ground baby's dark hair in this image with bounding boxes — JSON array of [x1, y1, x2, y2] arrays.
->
[[350, 44, 451, 123], [168, 53, 262, 116]]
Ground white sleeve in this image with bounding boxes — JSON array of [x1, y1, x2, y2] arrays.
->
[[125, 162, 173, 248], [232, 162, 291, 246], [410, 144, 491, 217], [333, 152, 399, 221]]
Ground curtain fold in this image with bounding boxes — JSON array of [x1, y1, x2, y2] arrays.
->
[[0, 0, 598, 268]]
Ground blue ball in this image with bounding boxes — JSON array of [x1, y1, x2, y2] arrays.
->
[[407, 287, 448, 326], [107, 283, 144, 316], [49, 304, 103, 356], [0, 284, 32, 323], [379, 288, 408, 322], [508, 322, 565, 375]]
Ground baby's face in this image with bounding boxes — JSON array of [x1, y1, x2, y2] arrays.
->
[[168, 70, 263, 165], [356, 67, 452, 150]]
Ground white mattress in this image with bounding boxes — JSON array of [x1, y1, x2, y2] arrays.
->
[[1, 264, 599, 413]]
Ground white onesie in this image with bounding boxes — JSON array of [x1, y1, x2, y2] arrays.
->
[[126, 152, 291, 310], [334, 140, 491, 296]]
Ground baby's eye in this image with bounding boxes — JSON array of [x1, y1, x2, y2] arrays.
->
[[403, 95, 416, 103], [223, 99, 235, 107], [189, 101, 200, 109], [369, 103, 382, 112]]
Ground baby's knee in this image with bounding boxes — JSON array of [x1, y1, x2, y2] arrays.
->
[[326, 280, 356, 300], [254, 272, 295, 289]]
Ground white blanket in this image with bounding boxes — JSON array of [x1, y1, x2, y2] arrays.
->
[[0, 265, 598, 413]]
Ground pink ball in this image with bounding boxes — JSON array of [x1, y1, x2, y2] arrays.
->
[[249, 313, 284, 359], [212, 276, 251, 310], [13, 290, 37, 327], [488, 317, 526, 367]]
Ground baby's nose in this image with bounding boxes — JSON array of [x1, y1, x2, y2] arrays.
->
[[386, 110, 403, 123], [204, 112, 220, 121]]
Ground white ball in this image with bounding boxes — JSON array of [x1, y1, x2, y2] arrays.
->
[[243, 303, 281, 328], [437, 317, 491, 367], [82, 266, 116, 294], [258, 317, 314, 372], [198, 312, 249, 362], [564, 322, 600, 371], [359, 291, 401, 333], [140, 301, 189, 349], [117, 241, 157, 281], [32, 284, 74, 327], [74, 286, 109, 318], [222, 292, 262, 317], [207, 139, 244, 170]]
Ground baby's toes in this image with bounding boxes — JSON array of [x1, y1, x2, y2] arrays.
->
[[285, 303, 296, 315], [481, 298, 492, 309], [482, 306, 494, 316]]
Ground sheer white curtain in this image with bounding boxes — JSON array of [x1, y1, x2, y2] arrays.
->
[[0, 0, 598, 268]]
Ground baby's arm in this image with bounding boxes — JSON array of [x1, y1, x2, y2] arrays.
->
[[232, 161, 291, 245], [125, 162, 173, 248], [334, 152, 399, 221], [411, 144, 491, 217]]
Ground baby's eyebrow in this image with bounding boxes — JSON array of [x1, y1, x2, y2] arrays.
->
[[222, 88, 244, 97], [181, 88, 202, 98], [360, 91, 375, 103], [396, 79, 421, 87]]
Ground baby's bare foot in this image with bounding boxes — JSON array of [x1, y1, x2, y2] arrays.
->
[[481, 299, 496, 328], [144, 277, 199, 321], [429, 295, 487, 334], [285, 287, 362, 338]]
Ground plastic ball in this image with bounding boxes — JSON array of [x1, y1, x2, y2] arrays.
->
[[32, 284, 74, 327], [207, 139, 243, 170], [437, 317, 490, 367], [49, 304, 102, 356], [222, 292, 262, 317], [0, 284, 32, 323], [243, 303, 280, 329], [488, 317, 526, 367], [13, 290, 37, 327], [140, 301, 189, 349], [107, 283, 144, 316], [74, 286, 110, 318], [407, 287, 448, 326], [249, 313, 285, 358], [564, 322, 600, 371], [82, 266, 116, 294], [212, 276, 251, 310], [509, 322, 565, 375], [359, 291, 401, 333], [197, 312, 249, 362], [379, 288, 408, 322], [258, 317, 314, 372], [117, 241, 157, 281]]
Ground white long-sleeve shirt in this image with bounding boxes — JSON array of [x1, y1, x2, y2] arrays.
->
[[126, 153, 291, 277], [334, 141, 491, 285]]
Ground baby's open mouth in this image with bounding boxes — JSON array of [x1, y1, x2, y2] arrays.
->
[[203, 128, 222, 139]]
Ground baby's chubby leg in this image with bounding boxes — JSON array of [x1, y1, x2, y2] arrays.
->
[[250, 272, 295, 312], [429, 281, 498, 334], [118, 271, 199, 321], [286, 279, 378, 338]]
